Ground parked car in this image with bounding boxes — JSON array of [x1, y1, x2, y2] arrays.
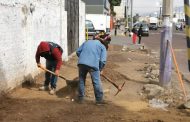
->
[[85, 20, 96, 37], [149, 23, 158, 30], [175, 22, 184, 31], [175, 23, 181, 30], [133, 23, 149, 36]]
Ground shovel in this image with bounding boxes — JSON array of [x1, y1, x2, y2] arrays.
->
[[39, 65, 68, 81], [38, 65, 79, 87]]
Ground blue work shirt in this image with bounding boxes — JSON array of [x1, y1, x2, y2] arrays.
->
[[76, 40, 107, 71]]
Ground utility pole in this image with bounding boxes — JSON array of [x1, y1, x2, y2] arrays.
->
[[131, 0, 133, 28], [184, 0, 190, 71], [126, 0, 129, 28], [159, 0, 173, 87], [124, 0, 129, 28], [159, 6, 162, 19], [124, 0, 126, 18]]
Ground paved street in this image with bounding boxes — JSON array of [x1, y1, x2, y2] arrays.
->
[[110, 27, 189, 80]]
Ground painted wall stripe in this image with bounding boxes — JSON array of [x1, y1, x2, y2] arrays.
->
[[185, 25, 190, 38], [186, 36, 190, 48], [185, 5, 190, 17], [185, 16, 190, 27], [184, 0, 190, 71], [184, 0, 190, 5]]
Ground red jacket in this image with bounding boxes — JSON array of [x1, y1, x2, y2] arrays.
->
[[35, 41, 62, 70]]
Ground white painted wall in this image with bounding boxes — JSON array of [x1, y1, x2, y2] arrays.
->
[[79, 0, 86, 46], [0, 0, 68, 93], [114, 6, 125, 19]]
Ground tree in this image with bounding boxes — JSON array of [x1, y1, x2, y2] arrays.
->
[[109, 0, 122, 16], [109, 0, 121, 6], [133, 13, 140, 23]]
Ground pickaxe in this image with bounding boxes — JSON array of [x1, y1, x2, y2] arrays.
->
[[101, 74, 125, 96]]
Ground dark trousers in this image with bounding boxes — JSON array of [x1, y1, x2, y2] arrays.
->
[[138, 36, 142, 44], [44, 60, 58, 89]]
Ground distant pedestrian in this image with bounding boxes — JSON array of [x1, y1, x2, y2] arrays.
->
[[36, 41, 63, 95], [132, 28, 138, 44], [180, 23, 183, 31], [138, 24, 143, 44], [114, 24, 117, 36], [76, 33, 111, 105], [117, 20, 121, 29], [115, 25, 117, 36]]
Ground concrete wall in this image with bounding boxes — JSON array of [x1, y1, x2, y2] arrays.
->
[[79, 0, 86, 46], [84, 0, 110, 15], [0, 0, 69, 93], [114, 6, 125, 19], [83, 0, 103, 5]]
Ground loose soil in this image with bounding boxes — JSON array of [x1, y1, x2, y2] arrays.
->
[[0, 45, 190, 122]]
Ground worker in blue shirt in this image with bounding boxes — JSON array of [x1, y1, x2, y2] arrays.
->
[[76, 33, 111, 105]]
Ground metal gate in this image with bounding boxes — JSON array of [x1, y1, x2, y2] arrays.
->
[[65, 0, 79, 55]]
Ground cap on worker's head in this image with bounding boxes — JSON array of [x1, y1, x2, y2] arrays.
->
[[100, 34, 111, 42], [37, 41, 50, 53], [94, 33, 111, 50]]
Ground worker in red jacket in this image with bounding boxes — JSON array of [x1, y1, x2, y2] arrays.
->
[[35, 41, 63, 95], [132, 28, 138, 44]]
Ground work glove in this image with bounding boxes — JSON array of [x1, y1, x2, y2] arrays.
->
[[37, 63, 41, 68]]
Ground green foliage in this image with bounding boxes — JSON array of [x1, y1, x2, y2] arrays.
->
[[109, 0, 121, 16], [109, 0, 121, 6]]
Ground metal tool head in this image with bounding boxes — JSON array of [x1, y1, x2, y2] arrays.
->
[[114, 81, 126, 96]]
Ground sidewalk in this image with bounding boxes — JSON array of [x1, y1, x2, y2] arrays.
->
[[0, 44, 190, 121], [110, 29, 145, 51]]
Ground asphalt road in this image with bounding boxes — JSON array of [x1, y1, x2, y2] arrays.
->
[[110, 27, 189, 79]]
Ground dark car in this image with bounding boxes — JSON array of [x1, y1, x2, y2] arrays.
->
[[133, 23, 149, 36], [85, 20, 96, 37]]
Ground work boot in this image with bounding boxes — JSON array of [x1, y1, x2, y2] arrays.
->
[[95, 100, 108, 106], [76, 97, 84, 104], [39, 86, 49, 91], [49, 88, 56, 95]]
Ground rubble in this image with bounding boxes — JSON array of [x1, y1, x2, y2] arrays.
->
[[149, 98, 169, 110], [121, 44, 150, 54], [183, 100, 190, 109], [139, 63, 160, 84], [143, 84, 164, 99]]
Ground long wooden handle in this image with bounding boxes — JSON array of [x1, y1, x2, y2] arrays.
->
[[168, 41, 187, 101], [39, 65, 67, 81], [101, 74, 118, 89]]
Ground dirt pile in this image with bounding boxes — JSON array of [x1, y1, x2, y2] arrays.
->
[[0, 45, 190, 122]]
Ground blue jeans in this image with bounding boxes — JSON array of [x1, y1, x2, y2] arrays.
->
[[44, 60, 58, 89], [78, 64, 103, 102]]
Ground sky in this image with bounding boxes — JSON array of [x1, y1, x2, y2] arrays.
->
[[130, 0, 184, 15]]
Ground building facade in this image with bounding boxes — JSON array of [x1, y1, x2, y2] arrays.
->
[[0, 0, 85, 94], [84, 0, 110, 15]]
